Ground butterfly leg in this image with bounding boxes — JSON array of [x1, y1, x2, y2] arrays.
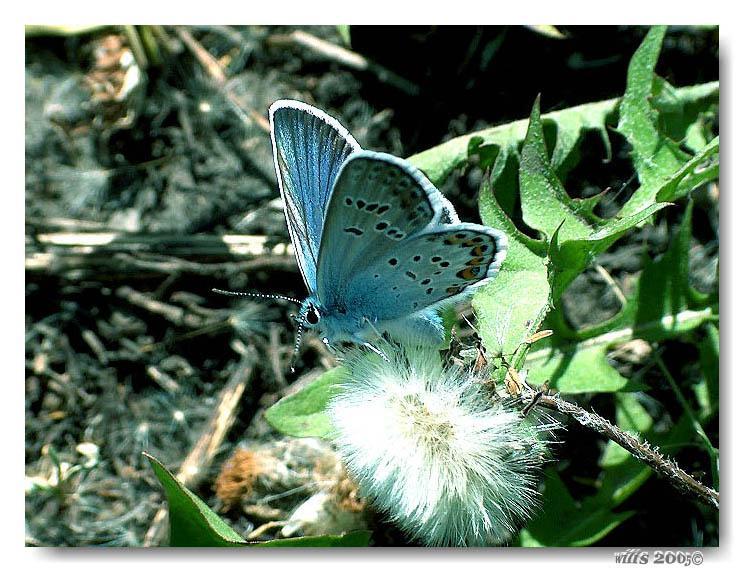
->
[[361, 341, 391, 362]]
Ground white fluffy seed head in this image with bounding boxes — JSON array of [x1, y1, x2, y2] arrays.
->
[[327, 340, 557, 547]]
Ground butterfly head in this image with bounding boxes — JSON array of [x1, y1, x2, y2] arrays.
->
[[297, 297, 330, 345], [296, 296, 368, 350]]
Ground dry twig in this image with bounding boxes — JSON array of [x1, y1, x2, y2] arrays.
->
[[25, 231, 293, 279]]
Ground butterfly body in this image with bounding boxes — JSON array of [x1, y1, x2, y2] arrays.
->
[[298, 294, 445, 348], [269, 100, 507, 351]]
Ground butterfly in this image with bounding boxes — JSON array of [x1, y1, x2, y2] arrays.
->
[[259, 100, 507, 357]]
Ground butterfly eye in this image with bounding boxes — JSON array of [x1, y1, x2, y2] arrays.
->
[[306, 306, 321, 325]]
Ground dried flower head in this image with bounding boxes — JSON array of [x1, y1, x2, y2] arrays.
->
[[327, 340, 556, 546]]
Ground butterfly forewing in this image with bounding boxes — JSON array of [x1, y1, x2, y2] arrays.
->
[[315, 151, 446, 305], [270, 101, 360, 291]]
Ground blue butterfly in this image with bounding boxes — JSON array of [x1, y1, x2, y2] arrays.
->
[[266, 100, 507, 356]]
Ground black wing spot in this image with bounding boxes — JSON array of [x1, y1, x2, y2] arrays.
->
[[426, 287, 434, 295], [344, 197, 353, 206], [421, 278, 431, 285], [388, 258, 398, 266], [406, 271, 417, 280], [431, 256, 442, 263], [434, 271, 443, 275], [440, 261, 450, 268], [377, 205, 390, 215], [344, 227, 364, 236], [413, 255, 421, 262], [356, 200, 366, 209], [365, 202, 379, 212], [455, 232, 467, 239], [376, 221, 389, 231], [374, 274, 380, 279]]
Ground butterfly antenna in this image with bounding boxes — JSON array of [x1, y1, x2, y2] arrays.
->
[[211, 288, 302, 305], [290, 322, 305, 373]]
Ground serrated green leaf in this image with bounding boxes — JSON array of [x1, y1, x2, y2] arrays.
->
[[656, 136, 719, 204], [549, 201, 670, 298], [410, 96, 617, 188], [524, 201, 715, 393], [264, 367, 346, 438], [520, 97, 596, 240], [617, 27, 718, 217], [509, 96, 672, 301], [474, 166, 551, 359], [408, 81, 716, 190], [618, 26, 680, 169]]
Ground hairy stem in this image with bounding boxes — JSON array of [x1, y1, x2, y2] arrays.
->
[[530, 390, 719, 509]]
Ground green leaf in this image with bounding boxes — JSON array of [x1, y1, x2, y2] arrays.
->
[[474, 163, 551, 361], [526, 202, 715, 393], [520, 97, 595, 241], [145, 452, 249, 547], [409, 95, 616, 188], [264, 367, 346, 438], [525, 340, 636, 393], [475, 96, 680, 387], [633, 201, 693, 325], [336, 25, 351, 46], [617, 27, 684, 176], [145, 453, 371, 547], [594, 394, 698, 507], [257, 531, 372, 547], [617, 27, 718, 217], [408, 82, 717, 189], [520, 469, 634, 546], [695, 323, 719, 420]]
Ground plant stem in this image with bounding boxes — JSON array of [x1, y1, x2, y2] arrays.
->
[[530, 390, 719, 509]]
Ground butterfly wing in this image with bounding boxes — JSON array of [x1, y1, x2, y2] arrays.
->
[[315, 151, 446, 306], [315, 151, 507, 321], [269, 100, 360, 291], [349, 223, 508, 320]]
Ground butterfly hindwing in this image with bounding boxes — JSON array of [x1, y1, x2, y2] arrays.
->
[[315, 151, 447, 305], [269, 101, 360, 291], [347, 223, 508, 320]]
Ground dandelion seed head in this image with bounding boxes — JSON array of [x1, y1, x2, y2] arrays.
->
[[327, 340, 556, 546]]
